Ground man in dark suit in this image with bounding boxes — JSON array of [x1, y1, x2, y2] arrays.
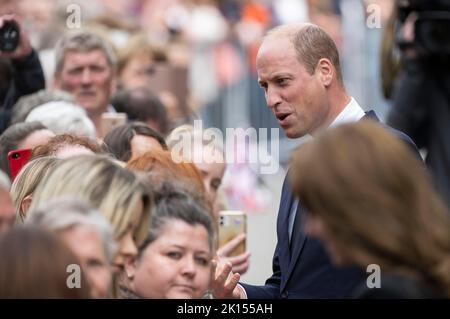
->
[[211, 23, 419, 299]]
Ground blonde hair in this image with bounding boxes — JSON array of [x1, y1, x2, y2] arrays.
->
[[28, 156, 152, 245], [10, 157, 60, 223], [54, 31, 117, 75]]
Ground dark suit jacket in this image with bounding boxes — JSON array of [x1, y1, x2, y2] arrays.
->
[[351, 273, 436, 299], [240, 111, 420, 299]]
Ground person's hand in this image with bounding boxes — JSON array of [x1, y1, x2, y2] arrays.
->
[[217, 234, 251, 274], [210, 259, 245, 299], [0, 14, 32, 59]]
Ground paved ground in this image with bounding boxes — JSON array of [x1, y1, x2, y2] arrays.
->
[[240, 169, 285, 285]]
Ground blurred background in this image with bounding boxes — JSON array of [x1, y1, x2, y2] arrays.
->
[[0, 0, 396, 284]]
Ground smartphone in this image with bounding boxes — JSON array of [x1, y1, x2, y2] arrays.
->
[[218, 211, 247, 257], [8, 148, 32, 181], [100, 113, 127, 138]]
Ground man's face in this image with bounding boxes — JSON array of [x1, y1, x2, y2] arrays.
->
[[55, 49, 114, 117], [256, 37, 330, 138]]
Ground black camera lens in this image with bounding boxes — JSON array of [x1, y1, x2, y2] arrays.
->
[[12, 152, 20, 159], [416, 12, 450, 55], [0, 20, 20, 52]]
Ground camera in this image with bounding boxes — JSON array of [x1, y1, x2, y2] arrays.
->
[[415, 12, 450, 55], [396, 0, 450, 56], [0, 20, 20, 52]]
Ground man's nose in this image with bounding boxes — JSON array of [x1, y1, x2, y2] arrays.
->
[[266, 87, 282, 109], [81, 68, 92, 84]]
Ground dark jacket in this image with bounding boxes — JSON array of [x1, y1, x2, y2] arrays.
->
[[351, 273, 436, 299], [0, 50, 45, 133], [388, 59, 450, 208], [240, 111, 420, 299]]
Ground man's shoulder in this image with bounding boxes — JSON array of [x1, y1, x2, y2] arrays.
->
[[363, 110, 421, 159]]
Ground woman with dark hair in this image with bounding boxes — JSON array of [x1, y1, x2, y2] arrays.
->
[[290, 120, 450, 298], [0, 227, 91, 298], [122, 185, 214, 299], [103, 122, 167, 162]]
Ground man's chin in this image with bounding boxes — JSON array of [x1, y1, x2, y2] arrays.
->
[[283, 127, 304, 139], [76, 100, 101, 114]]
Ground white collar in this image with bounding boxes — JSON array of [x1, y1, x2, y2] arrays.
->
[[329, 97, 365, 128], [107, 104, 117, 113]]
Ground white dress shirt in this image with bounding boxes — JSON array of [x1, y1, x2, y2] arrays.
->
[[329, 97, 365, 128]]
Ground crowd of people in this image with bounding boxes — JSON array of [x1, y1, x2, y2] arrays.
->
[[0, 0, 449, 299]]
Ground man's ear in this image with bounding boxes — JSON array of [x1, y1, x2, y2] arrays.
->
[[316, 58, 333, 87]]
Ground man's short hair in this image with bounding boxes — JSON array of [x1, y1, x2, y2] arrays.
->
[[54, 31, 117, 75], [268, 24, 344, 85]]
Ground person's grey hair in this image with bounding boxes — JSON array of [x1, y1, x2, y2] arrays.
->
[[54, 31, 117, 75], [10, 90, 76, 125], [25, 101, 96, 138], [27, 198, 116, 262], [0, 169, 10, 190]]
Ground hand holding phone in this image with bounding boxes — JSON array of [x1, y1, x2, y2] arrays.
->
[[218, 211, 247, 257], [8, 148, 32, 181]]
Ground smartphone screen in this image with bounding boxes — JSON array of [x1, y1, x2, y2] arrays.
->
[[8, 148, 32, 181], [218, 211, 247, 257]]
